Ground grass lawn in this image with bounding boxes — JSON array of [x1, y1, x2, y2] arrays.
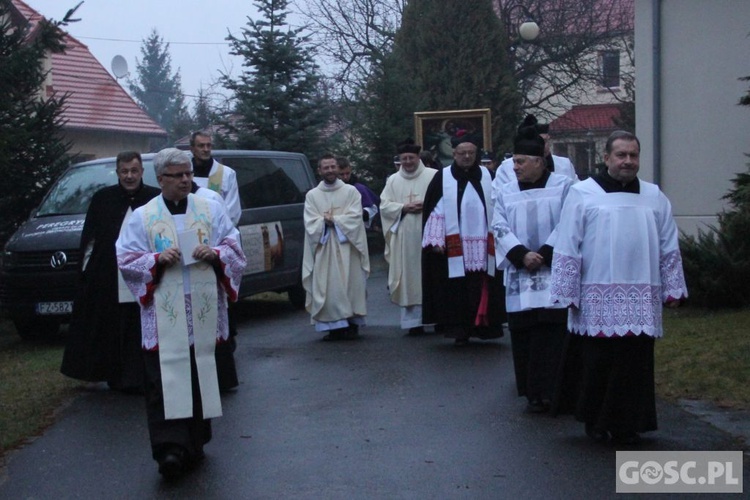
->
[[658, 307, 750, 409], [0, 321, 81, 457]]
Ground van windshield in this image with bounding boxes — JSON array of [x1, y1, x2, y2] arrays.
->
[[35, 160, 157, 217]]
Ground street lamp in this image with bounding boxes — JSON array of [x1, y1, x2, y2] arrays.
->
[[518, 19, 540, 41], [502, 1, 540, 43]]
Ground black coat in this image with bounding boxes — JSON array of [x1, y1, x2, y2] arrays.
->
[[61, 182, 160, 385]]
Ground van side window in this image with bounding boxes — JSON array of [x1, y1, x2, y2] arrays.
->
[[220, 157, 307, 209]]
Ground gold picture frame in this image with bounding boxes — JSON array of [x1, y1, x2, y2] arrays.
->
[[414, 108, 492, 167]]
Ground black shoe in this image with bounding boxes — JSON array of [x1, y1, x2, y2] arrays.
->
[[407, 327, 425, 336], [341, 325, 360, 340], [526, 399, 550, 414], [611, 431, 641, 445], [585, 423, 610, 443], [454, 338, 470, 346], [322, 330, 343, 341], [158, 452, 184, 480]]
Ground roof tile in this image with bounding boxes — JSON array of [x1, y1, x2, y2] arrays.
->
[[549, 104, 622, 133], [11, 0, 167, 137]]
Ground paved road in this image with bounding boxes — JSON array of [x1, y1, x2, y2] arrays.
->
[[1, 260, 747, 498]]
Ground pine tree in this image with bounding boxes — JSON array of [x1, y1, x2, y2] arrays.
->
[[193, 87, 213, 130], [357, 0, 522, 184], [394, 0, 521, 151], [129, 29, 188, 142], [0, 0, 76, 243], [221, 0, 330, 158]]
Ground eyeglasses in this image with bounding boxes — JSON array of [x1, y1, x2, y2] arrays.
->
[[161, 171, 194, 179]]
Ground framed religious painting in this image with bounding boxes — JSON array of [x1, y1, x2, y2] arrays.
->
[[414, 108, 492, 167]]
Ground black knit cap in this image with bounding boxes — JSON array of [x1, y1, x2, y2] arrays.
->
[[397, 138, 421, 155], [513, 125, 545, 157], [519, 114, 549, 134], [450, 132, 481, 149]]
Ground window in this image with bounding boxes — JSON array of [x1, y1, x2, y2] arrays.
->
[[221, 156, 308, 209], [601, 50, 620, 88]]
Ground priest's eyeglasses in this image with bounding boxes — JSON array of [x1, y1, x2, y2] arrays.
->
[[161, 171, 194, 179]]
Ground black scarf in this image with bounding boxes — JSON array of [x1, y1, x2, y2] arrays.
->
[[518, 169, 551, 191], [593, 169, 640, 194], [163, 195, 188, 215], [192, 156, 213, 178]]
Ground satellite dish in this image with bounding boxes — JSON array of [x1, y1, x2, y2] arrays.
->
[[111, 55, 129, 79]]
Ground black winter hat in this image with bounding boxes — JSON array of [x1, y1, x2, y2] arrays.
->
[[513, 125, 545, 157]]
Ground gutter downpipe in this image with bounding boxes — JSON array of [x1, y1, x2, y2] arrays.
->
[[652, 0, 662, 186]]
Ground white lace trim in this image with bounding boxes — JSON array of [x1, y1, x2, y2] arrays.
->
[[660, 249, 688, 301], [462, 236, 488, 271], [420, 214, 488, 271], [569, 283, 663, 338], [550, 253, 581, 307], [422, 213, 445, 248]]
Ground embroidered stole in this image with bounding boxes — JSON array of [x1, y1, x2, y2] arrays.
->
[[143, 195, 221, 420], [208, 162, 224, 194], [442, 168, 495, 278]]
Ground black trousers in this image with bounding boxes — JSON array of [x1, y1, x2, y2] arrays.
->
[[215, 302, 239, 391], [509, 321, 566, 402], [575, 335, 657, 434], [143, 349, 212, 462]]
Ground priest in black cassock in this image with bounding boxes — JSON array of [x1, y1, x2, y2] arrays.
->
[[61, 151, 160, 391], [421, 136, 505, 345]]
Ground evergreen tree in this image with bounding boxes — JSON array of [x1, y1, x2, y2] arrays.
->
[[221, 0, 330, 158], [358, 0, 521, 184], [193, 87, 213, 130], [740, 75, 750, 106], [353, 51, 417, 189], [129, 29, 188, 142], [0, 0, 77, 243]]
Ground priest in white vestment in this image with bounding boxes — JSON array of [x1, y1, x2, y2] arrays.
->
[[116, 148, 246, 479], [380, 139, 436, 334], [190, 131, 241, 392], [492, 127, 573, 413], [550, 131, 687, 444], [302, 154, 370, 341]]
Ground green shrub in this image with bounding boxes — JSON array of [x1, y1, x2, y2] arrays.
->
[[679, 163, 750, 308]]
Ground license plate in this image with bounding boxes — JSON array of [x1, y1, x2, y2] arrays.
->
[[35, 301, 73, 315]]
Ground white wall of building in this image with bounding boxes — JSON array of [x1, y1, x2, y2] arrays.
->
[[636, 0, 750, 235]]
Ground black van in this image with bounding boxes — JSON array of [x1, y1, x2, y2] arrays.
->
[[0, 150, 316, 339]]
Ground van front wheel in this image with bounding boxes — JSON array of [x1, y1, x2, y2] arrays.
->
[[287, 284, 306, 309]]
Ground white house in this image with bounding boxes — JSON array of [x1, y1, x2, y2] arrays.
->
[[635, 0, 750, 235]]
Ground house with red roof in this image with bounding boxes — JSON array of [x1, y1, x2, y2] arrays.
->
[[548, 104, 621, 177], [8, 0, 167, 162], [495, 0, 634, 178]]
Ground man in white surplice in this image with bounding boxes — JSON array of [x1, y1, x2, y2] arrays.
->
[[116, 148, 246, 479], [379, 139, 436, 335], [492, 126, 573, 414], [302, 154, 369, 341], [190, 131, 241, 392], [494, 114, 578, 186], [550, 130, 687, 445]]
